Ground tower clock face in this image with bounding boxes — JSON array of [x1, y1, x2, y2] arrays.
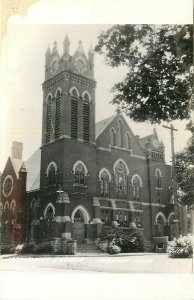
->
[[76, 59, 85, 74], [51, 60, 59, 75], [3, 175, 13, 197]]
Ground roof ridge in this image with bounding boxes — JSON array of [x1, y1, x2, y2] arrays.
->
[[28, 171, 40, 191]]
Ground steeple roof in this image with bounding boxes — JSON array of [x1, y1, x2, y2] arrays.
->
[[52, 41, 58, 55], [64, 33, 70, 45], [73, 40, 88, 61]]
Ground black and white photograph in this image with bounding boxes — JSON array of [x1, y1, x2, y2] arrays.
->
[[0, 1, 193, 300]]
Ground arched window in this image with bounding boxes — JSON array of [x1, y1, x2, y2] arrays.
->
[[71, 88, 78, 139], [55, 89, 61, 139], [110, 128, 116, 146], [114, 160, 127, 198], [83, 93, 90, 141], [74, 162, 86, 185], [156, 169, 162, 188], [99, 169, 110, 196], [47, 163, 57, 186], [10, 200, 16, 214], [44, 204, 55, 235], [10, 200, 16, 229], [46, 95, 52, 143], [125, 132, 131, 149], [156, 214, 166, 237], [4, 201, 9, 224], [118, 120, 123, 147], [132, 175, 142, 201]]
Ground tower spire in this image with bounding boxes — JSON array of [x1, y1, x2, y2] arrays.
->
[[63, 33, 70, 58], [52, 41, 58, 55], [45, 45, 51, 64], [88, 43, 94, 78]]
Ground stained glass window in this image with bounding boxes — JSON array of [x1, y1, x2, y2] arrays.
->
[[75, 162, 85, 185], [132, 175, 142, 201], [45, 206, 54, 234], [99, 170, 109, 196], [156, 169, 162, 188], [115, 161, 127, 198]]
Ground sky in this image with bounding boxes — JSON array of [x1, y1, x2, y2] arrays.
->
[[0, 1, 192, 172]]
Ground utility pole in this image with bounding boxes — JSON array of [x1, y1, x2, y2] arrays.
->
[[163, 124, 180, 237]]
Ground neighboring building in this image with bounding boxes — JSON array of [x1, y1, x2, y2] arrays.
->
[[1, 36, 178, 252]]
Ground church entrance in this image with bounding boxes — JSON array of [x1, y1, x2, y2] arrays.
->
[[72, 210, 85, 243]]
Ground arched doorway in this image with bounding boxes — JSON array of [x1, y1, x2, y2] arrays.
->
[[72, 209, 85, 243], [155, 213, 166, 237]]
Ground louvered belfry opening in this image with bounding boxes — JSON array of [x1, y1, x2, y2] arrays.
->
[[46, 96, 52, 143], [55, 90, 61, 139], [83, 94, 90, 141], [71, 89, 78, 139]]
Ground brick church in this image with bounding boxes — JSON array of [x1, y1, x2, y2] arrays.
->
[[1, 35, 178, 252]]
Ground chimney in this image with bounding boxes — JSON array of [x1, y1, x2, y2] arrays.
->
[[11, 141, 23, 160]]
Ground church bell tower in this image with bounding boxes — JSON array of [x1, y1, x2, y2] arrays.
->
[[41, 35, 96, 146]]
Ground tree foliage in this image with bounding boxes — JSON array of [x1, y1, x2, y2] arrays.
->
[[95, 25, 193, 123], [175, 121, 194, 207]]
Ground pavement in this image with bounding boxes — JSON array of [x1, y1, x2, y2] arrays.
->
[[0, 253, 193, 300], [0, 252, 193, 273]]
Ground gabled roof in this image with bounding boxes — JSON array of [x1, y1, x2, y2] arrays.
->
[[10, 157, 24, 179], [96, 114, 116, 138], [25, 148, 41, 192], [73, 40, 88, 61]]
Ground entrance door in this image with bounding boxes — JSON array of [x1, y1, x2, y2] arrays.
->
[[72, 210, 85, 243]]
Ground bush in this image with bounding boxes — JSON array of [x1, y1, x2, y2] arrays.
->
[[17, 242, 35, 254], [98, 241, 108, 252], [166, 235, 193, 258], [108, 240, 121, 254], [34, 242, 52, 254], [100, 227, 145, 253], [0, 245, 11, 254], [117, 232, 145, 253]]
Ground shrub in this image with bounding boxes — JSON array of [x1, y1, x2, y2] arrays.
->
[[18, 242, 36, 254], [108, 240, 121, 254], [33, 242, 52, 254], [100, 227, 145, 253], [0, 245, 11, 254], [98, 241, 109, 252], [166, 235, 193, 258], [117, 232, 145, 253]]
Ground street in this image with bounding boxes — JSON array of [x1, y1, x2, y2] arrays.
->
[[0, 254, 193, 300]]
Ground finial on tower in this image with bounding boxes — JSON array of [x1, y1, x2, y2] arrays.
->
[[46, 45, 51, 55], [52, 41, 58, 54], [63, 34, 70, 57], [88, 43, 94, 54]]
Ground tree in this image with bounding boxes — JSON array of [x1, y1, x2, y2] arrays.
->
[[95, 25, 193, 123], [175, 121, 194, 207]]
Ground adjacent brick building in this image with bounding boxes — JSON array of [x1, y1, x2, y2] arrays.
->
[[1, 35, 178, 252]]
